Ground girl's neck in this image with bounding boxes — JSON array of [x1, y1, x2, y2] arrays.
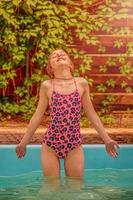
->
[[54, 76, 73, 80]]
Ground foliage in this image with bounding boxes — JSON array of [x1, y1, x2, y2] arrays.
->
[[0, 0, 133, 127]]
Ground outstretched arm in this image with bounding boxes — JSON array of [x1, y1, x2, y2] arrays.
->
[[20, 81, 49, 145], [81, 78, 120, 158]]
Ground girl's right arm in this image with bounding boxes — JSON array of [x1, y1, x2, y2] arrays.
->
[[16, 81, 49, 158], [20, 81, 49, 145]]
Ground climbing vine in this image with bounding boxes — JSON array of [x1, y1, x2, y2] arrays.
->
[[0, 0, 133, 128]]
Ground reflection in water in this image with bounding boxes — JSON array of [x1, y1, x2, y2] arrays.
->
[[0, 169, 133, 200], [35, 176, 133, 200], [37, 176, 61, 198], [37, 176, 84, 199]]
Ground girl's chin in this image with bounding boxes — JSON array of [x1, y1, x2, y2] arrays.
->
[[57, 61, 68, 66], [57, 60, 66, 63]]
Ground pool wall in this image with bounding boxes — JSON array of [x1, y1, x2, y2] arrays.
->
[[0, 144, 133, 176]]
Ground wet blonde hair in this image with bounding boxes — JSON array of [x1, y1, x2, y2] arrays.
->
[[46, 49, 74, 79]]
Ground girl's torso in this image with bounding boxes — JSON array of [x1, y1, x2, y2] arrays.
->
[[43, 77, 83, 159]]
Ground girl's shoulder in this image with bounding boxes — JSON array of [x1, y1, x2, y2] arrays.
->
[[76, 77, 88, 86]]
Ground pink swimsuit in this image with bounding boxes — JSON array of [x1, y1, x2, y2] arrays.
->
[[43, 77, 82, 159]]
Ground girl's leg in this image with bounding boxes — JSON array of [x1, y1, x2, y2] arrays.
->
[[41, 143, 60, 177], [64, 145, 84, 190], [64, 145, 84, 179], [38, 143, 61, 197]]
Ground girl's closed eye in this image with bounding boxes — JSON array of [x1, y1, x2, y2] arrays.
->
[[52, 55, 57, 58]]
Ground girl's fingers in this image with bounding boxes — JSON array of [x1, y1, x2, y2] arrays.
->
[[107, 146, 118, 158], [112, 150, 117, 158], [16, 147, 25, 158], [109, 149, 116, 158], [113, 144, 119, 155], [109, 150, 114, 157], [112, 146, 119, 157], [115, 142, 120, 149]]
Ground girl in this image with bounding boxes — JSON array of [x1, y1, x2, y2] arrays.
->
[[16, 49, 120, 180]]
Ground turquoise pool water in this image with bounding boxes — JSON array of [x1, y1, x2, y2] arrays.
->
[[0, 144, 133, 200]]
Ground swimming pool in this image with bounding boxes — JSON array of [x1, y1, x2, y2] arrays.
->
[[0, 144, 133, 200]]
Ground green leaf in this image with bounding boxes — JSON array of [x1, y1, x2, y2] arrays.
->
[[13, 0, 21, 6]]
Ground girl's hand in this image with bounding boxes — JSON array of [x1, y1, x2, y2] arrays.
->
[[16, 143, 27, 159], [105, 139, 120, 158]]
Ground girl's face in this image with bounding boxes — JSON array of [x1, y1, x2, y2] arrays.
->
[[50, 49, 71, 71]]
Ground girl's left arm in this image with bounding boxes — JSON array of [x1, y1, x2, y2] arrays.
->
[[81, 78, 120, 157]]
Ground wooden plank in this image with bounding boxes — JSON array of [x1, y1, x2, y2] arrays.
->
[[90, 85, 133, 93], [92, 93, 133, 105], [71, 35, 132, 54], [74, 57, 133, 75], [87, 74, 133, 85]]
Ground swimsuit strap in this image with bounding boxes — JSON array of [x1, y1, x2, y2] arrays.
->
[[52, 79, 55, 92], [73, 77, 78, 91]]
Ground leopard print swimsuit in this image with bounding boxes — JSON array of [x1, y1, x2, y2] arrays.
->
[[43, 77, 82, 159]]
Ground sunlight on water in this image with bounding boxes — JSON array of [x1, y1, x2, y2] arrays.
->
[[0, 169, 133, 200]]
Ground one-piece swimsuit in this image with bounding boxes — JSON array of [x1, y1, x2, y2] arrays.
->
[[43, 77, 82, 159]]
